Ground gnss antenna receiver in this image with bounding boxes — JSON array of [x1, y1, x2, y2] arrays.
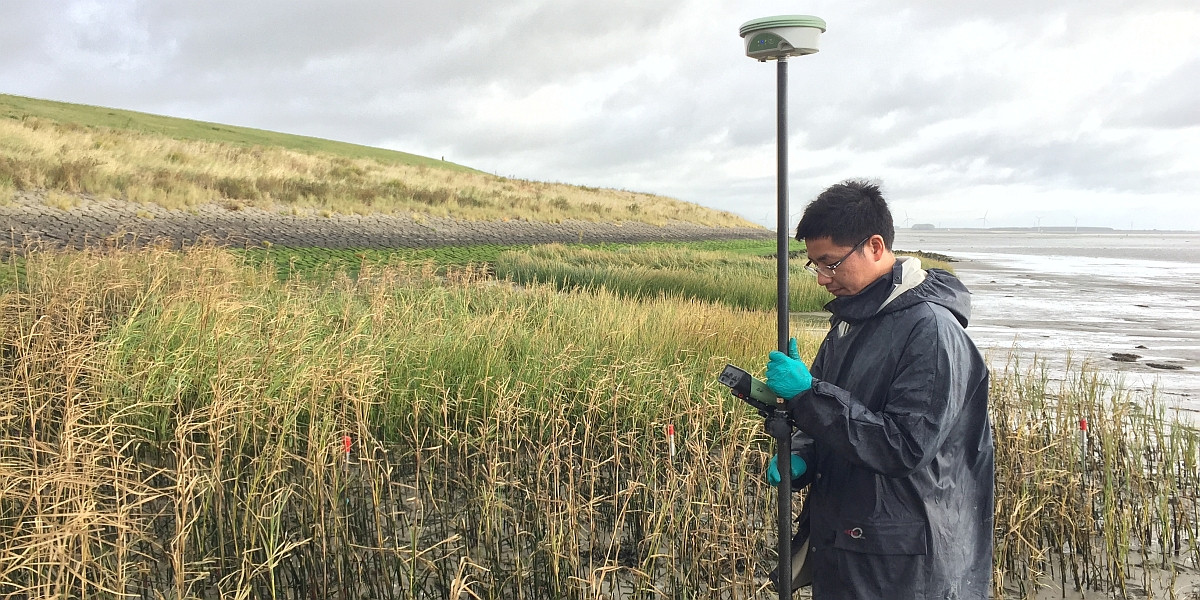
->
[[737, 15, 825, 599]]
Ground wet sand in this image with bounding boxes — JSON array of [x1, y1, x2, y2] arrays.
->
[[895, 230, 1200, 412]]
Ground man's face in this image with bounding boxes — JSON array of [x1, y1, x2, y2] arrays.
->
[[802, 236, 887, 297]]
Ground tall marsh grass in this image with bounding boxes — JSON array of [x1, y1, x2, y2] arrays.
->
[[233, 240, 804, 293], [990, 355, 1200, 598], [1, 246, 1196, 599], [493, 243, 833, 313], [492, 243, 954, 314]]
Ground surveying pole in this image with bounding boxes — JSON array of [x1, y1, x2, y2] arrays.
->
[[738, 15, 826, 599]]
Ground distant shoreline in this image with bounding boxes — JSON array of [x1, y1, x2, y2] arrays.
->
[[755, 226, 1200, 235], [907, 226, 1200, 233]]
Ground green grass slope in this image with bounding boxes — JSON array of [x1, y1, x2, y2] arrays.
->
[[0, 93, 472, 172], [0, 93, 758, 227]]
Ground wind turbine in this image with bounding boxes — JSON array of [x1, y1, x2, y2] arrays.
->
[[977, 210, 989, 229]]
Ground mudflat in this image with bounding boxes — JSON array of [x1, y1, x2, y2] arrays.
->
[[895, 229, 1200, 412]]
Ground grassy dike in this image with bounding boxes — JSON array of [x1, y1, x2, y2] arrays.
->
[[2, 243, 1198, 599], [0, 94, 753, 227]]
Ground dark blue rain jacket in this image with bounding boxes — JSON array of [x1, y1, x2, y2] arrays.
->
[[788, 258, 994, 599]]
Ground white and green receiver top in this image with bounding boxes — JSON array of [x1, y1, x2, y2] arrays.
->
[[739, 15, 826, 60]]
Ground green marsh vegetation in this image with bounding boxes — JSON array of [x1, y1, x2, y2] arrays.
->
[[235, 240, 952, 313], [237, 240, 844, 312], [2, 243, 1197, 599]]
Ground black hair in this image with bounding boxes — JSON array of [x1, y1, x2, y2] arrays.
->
[[794, 179, 895, 249]]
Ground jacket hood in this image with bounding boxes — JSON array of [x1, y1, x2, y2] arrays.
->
[[825, 257, 972, 328]]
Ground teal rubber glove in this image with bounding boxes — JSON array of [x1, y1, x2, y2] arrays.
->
[[765, 337, 813, 398], [767, 453, 808, 486]]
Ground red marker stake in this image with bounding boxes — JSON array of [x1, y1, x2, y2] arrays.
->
[[667, 424, 676, 461], [1078, 419, 1087, 470], [1078, 418, 1088, 519]]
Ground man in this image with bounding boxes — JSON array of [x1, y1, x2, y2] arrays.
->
[[764, 180, 994, 599]]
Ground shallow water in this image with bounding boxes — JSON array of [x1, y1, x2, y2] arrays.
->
[[893, 230, 1200, 413]]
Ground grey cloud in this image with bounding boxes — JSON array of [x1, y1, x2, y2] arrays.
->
[[0, 6, 55, 93], [1109, 58, 1200, 130], [902, 0, 1192, 28], [110, 1, 688, 153], [0, 3, 59, 59], [2, 2, 159, 103], [139, 0, 501, 69], [799, 67, 1013, 152], [890, 130, 1188, 194]]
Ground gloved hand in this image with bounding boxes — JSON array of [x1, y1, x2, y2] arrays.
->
[[767, 453, 808, 486], [766, 337, 813, 399]]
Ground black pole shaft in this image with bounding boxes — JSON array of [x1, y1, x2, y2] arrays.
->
[[773, 410, 793, 598], [776, 58, 790, 354], [775, 56, 793, 600]]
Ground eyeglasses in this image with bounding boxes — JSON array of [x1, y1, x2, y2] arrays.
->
[[804, 237, 871, 277]]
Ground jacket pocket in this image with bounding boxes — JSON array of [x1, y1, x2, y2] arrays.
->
[[831, 519, 928, 555]]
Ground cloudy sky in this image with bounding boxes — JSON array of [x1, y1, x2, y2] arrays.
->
[[3, 1, 1198, 230]]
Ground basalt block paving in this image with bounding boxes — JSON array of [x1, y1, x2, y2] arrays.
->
[[0, 194, 771, 252]]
